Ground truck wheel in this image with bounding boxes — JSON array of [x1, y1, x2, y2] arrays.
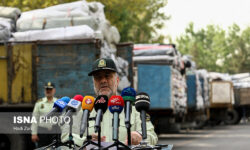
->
[[0, 134, 27, 150], [224, 109, 239, 125], [195, 120, 206, 129]]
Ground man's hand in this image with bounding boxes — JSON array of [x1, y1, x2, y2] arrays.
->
[[125, 131, 143, 145], [31, 134, 39, 142], [91, 133, 106, 142]]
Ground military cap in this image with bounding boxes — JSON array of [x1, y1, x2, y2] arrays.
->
[[88, 58, 118, 76], [44, 81, 55, 89]]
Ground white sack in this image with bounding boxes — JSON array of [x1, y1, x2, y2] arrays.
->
[[11, 25, 94, 41]]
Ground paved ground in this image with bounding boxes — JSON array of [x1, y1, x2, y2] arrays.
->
[[158, 122, 250, 150]]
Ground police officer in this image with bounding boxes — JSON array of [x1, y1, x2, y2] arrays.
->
[[31, 82, 57, 148], [60, 58, 158, 147]]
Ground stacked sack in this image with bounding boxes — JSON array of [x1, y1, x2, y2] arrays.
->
[[133, 44, 187, 114], [9, 0, 130, 91], [231, 73, 250, 88], [231, 73, 250, 105], [184, 56, 206, 110], [172, 68, 187, 114], [197, 69, 210, 108], [0, 6, 21, 41], [133, 44, 182, 69]]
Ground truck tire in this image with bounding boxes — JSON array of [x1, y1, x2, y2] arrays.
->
[[224, 109, 240, 125], [157, 118, 180, 133], [1, 134, 27, 150]]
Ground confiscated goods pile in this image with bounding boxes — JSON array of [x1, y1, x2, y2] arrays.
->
[[133, 44, 187, 114], [231, 73, 250, 106], [231, 73, 250, 88], [0, 0, 131, 91], [0, 6, 21, 41]]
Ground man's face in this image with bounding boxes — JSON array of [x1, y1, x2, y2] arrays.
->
[[93, 70, 119, 98], [44, 88, 56, 98]]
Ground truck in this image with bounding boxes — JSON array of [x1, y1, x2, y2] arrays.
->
[[233, 87, 250, 123], [135, 63, 187, 133], [0, 39, 133, 150], [183, 72, 210, 129], [208, 80, 235, 125], [231, 77, 250, 124]]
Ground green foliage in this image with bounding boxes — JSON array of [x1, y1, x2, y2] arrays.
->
[[177, 23, 250, 73]]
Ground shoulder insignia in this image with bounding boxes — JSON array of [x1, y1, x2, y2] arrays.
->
[[37, 98, 43, 102], [146, 113, 151, 121]]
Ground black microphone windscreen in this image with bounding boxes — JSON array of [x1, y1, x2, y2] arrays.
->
[[135, 92, 150, 112], [94, 95, 108, 113]]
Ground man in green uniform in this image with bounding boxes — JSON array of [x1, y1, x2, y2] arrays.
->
[[60, 58, 158, 147], [31, 82, 57, 148]]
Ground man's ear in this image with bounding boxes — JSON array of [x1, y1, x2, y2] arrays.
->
[[116, 75, 120, 85]]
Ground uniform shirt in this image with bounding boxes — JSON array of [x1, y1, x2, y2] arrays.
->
[[31, 97, 57, 135], [60, 106, 158, 147]]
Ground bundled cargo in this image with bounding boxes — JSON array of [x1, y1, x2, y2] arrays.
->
[[134, 44, 187, 115], [208, 72, 232, 81], [186, 72, 205, 110], [11, 25, 95, 41], [9, 0, 130, 91], [197, 69, 210, 107], [0, 6, 21, 41], [172, 68, 187, 114], [133, 44, 175, 56], [133, 44, 184, 71], [0, 6, 21, 20], [16, 1, 95, 31], [231, 73, 250, 88], [231, 73, 250, 106]]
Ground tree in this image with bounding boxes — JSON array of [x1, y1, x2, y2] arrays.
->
[[87, 0, 169, 43], [225, 24, 250, 73], [1, 0, 169, 43], [176, 23, 250, 73]]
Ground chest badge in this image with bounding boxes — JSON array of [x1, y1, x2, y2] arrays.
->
[[41, 104, 44, 109]]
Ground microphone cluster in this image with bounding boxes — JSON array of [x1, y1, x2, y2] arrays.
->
[[41, 88, 156, 150]]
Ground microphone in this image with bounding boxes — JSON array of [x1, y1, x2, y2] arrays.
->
[[135, 92, 150, 140], [80, 96, 95, 138], [108, 95, 124, 141], [45, 96, 70, 118], [94, 95, 108, 133], [121, 87, 136, 128], [61, 95, 84, 125]]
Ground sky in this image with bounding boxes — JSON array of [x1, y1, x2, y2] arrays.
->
[[161, 0, 250, 42]]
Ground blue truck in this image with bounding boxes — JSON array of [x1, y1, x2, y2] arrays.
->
[[136, 63, 187, 133]]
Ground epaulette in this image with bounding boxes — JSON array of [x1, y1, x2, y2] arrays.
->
[[36, 98, 43, 103]]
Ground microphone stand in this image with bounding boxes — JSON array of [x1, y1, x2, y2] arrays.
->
[[126, 123, 131, 147], [125, 101, 132, 147], [65, 114, 75, 149], [35, 114, 80, 150], [34, 115, 63, 150], [103, 139, 131, 150], [79, 116, 99, 150], [98, 127, 101, 148], [103, 113, 131, 150]]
